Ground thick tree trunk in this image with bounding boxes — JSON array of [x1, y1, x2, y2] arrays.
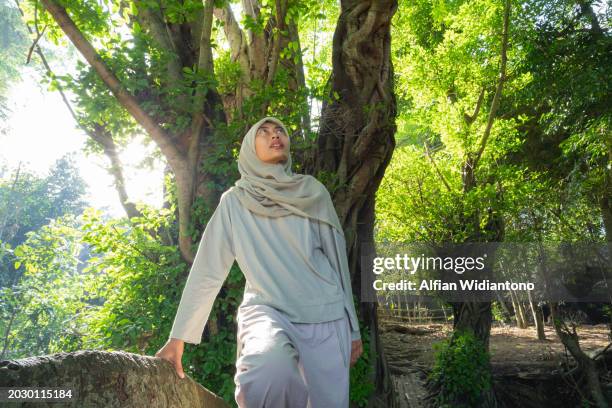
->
[[452, 302, 494, 348], [446, 0, 510, 337], [304, 1, 398, 406], [358, 194, 396, 407], [0, 351, 229, 407], [294, 0, 399, 404]]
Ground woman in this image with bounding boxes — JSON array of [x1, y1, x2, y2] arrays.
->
[[155, 116, 363, 407]]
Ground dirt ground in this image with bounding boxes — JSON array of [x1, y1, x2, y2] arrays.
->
[[381, 321, 612, 407], [380, 320, 611, 372]]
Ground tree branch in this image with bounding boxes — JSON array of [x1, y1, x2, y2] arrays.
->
[[39, 0, 183, 164], [242, 0, 266, 78], [132, 1, 184, 94], [15, 0, 142, 219], [264, 0, 287, 88], [472, 0, 510, 170], [424, 142, 452, 192], [463, 86, 486, 125], [89, 125, 142, 219], [213, 4, 250, 74]]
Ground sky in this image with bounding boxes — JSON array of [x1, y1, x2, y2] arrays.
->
[[0, 64, 165, 218]]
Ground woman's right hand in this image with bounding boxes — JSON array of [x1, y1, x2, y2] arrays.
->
[[155, 338, 186, 379]]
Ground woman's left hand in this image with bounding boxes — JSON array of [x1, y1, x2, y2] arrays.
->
[[350, 339, 363, 367]]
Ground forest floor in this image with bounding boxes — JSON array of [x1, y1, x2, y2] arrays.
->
[[380, 319, 612, 407]]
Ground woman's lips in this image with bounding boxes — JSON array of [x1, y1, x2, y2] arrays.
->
[[270, 144, 284, 150]]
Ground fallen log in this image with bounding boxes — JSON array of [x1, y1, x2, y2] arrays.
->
[[0, 350, 229, 407], [380, 324, 434, 335]]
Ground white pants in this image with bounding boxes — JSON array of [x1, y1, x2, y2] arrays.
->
[[233, 304, 351, 408]]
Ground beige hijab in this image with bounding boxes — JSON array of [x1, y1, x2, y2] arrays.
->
[[230, 116, 344, 235]]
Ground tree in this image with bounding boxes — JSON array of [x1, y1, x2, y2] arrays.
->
[[0, 155, 87, 288], [30, 0, 320, 263], [20, 0, 399, 404], [304, 0, 399, 404]]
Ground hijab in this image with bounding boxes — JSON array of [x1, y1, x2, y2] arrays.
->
[[230, 116, 344, 235]]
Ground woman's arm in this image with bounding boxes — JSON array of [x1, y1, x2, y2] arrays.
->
[[319, 221, 362, 341], [168, 191, 236, 345]]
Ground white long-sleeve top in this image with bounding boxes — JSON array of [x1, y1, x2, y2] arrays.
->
[[168, 187, 361, 345]]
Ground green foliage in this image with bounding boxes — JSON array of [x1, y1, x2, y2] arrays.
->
[[0, 156, 87, 287], [315, 169, 344, 195], [349, 323, 376, 407], [3, 194, 243, 401], [163, 0, 203, 24], [491, 301, 506, 323], [1, 198, 186, 356], [375, 145, 466, 244], [5, 191, 244, 402], [0, 157, 88, 357], [0, 0, 30, 127], [2, 213, 85, 357], [214, 49, 243, 96], [77, 204, 183, 352], [7, 0, 609, 405], [429, 330, 492, 408]]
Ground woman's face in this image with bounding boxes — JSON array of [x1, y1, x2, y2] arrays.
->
[[254, 121, 290, 164]]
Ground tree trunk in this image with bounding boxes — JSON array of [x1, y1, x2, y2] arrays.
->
[[304, 0, 399, 405], [550, 303, 609, 408], [509, 289, 525, 328], [0, 350, 229, 407], [213, 0, 308, 126], [451, 302, 494, 349], [527, 289, 546, 340], [358, 195, 397, 407], [395, 292, 403, 318], [516, 291, 529, 328], [602, 175, 612, 245], [430, 2, 511, 405], [600, 144, 612, 341]]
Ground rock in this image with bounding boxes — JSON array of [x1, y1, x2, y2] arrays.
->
[[0, 350, 230, 407]]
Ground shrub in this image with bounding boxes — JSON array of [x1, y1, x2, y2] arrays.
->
[[429, 329, 492, 408]]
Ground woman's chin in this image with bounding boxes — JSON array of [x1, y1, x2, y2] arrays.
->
[[259, 152, 288, 164], [272, 153, 288, 163]]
